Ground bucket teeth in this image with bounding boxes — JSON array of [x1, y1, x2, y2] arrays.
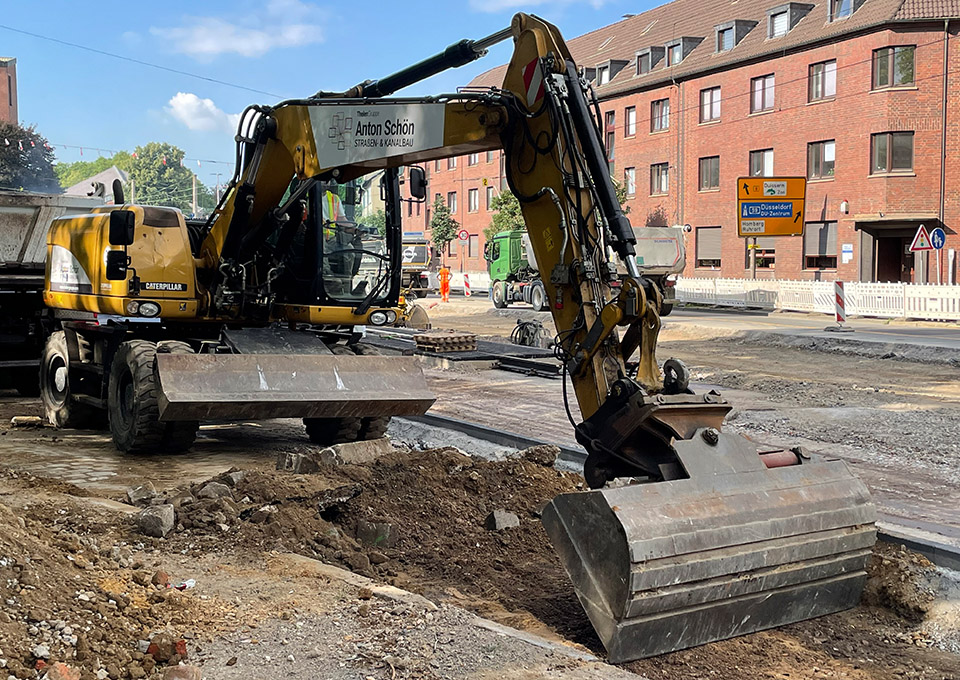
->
[[542, 431, 876, 662]]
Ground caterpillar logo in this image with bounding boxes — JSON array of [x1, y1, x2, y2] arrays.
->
[[142, 282, 187, 292]]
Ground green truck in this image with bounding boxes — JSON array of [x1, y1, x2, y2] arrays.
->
[[485, 227, 687, 314]]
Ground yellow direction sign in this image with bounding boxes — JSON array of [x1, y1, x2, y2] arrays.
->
[[737, 176, 807, 237]]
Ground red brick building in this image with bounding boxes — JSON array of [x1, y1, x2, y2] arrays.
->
[[415, 0, 960, 284], [0, 58, 17, 125]]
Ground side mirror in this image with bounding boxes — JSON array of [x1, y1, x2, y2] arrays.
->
[[108, 210, 136, 247], [408, 167, 427, 200], [105, 250, 128, 281]]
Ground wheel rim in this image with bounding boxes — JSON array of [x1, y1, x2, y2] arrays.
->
[[494, 285, 502, 304], [533, 288, 543, 309], [46, 355, 67, 405]]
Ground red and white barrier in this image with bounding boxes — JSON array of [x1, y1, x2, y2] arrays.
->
[[834, 281, 847, 324], [464, 274, 472, 298]]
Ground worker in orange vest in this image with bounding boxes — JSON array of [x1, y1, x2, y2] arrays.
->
[[438, 265, 451, 303]]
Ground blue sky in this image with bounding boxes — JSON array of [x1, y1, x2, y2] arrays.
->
[[3, 0, 652, 187]]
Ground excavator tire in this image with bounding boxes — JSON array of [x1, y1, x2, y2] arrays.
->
[[40, 330, 98, 428], [155, 341, 199, 453], [108, 339, 167, 453], [303, 345, 363, 445], [352, 343, 392, 440]]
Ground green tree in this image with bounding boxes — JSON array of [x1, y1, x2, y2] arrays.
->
[[358, 208, 386, 237], [55, 151, 133, 190], [429, 195, 459, 254], [128, 142, 211, 214], [483, 189, 525, 241], [612, 178, 631, 215], [0, 122, 59, 193]]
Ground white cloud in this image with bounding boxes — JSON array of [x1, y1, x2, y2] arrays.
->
[[150, 0, 324, 60], [166, 92, 241, 133], [469, 0, 609, 12]]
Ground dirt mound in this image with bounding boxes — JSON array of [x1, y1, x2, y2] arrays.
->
[[863, 542, 939, 622], [0, 485, 220, 679], [162, 447, 594, 642]]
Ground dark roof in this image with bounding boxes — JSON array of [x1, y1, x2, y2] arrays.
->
[[468, 0, 953, 97]]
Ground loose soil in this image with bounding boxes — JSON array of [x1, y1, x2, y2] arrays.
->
[[162, 447, 960, 680]]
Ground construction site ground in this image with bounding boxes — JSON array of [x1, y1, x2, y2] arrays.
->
[[0, 296, 957, 679]]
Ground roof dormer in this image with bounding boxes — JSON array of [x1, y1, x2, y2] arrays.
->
[[766, 3, 814, 39], [828, 0, 866, 22], [714, 20, 758, 53], [636, 46, 665, 75], [663, 36, 703, 67], [594, 59, 629, 85]]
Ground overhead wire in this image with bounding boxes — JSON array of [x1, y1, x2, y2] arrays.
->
[[0, 23, 284, 99]]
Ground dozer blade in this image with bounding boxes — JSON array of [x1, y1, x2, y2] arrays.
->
[[542, 430, 876, 662], [155, 353, 435, 422]]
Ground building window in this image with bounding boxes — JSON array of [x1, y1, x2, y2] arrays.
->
[[447, 157, 457, 170], [605, 111, 616, 168], [830, 0, 853, 21], [447, 191, 457, 214], [624, 167, 636, 196], [809, 60, 837, 101], [804, 221, 838, 269], [448, 240, 456, 257], [750, 149, 774, 177], [700, 87, 721, 123], [650, 163, 669, 196], [6, 75, 10, 107], [435, 160, 442, 172], [416, 201, 421, 217], [468, 188, 479, 212], [651, 98, 670, 132], [486, 185, 494, 210], [807, 140, 836, 179], [597, 65, 610, 84], [751, 75, 775, 113], [486, 151, 495, 163], [624, 106, 637, 137], [717, 27, 734, 52], [637, 52, 651, 75], [873, 46, 915, 89], [407, 201, 413, 217], [695, 226, 722, 268], [468, 153, 479, 166], [745, 237, 776, 269], [468, 234, 478, 258], [699, 156, 720, 191], [666, 43, 682, 66], [871, 132, 914, 174], [770, 11, 789, 38]]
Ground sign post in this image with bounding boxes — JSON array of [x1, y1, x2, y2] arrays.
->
[[910, 225, 934, 285], [930, 227, 946, 284]]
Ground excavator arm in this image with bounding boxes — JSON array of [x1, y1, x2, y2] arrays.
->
[[188, 13, 876, 661]]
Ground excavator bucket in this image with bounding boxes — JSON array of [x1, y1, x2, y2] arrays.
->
[[155, 353, 435, 422], [542, 429, 876, 662]]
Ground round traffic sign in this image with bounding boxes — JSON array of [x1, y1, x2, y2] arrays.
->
[[457, 229, 470, 242], [931, 227, 946, 250]]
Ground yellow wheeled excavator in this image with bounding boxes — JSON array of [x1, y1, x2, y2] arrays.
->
[[41, 13, 875, 661]]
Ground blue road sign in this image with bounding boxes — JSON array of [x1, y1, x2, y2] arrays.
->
[[740, 202, 795, 219], [931, 227, 946, 250]]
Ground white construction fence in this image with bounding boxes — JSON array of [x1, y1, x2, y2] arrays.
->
[[676, 278, 960, 322]]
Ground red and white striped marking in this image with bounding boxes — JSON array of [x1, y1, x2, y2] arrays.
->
[[464, 274, 472, 298], [522, 58, 545, 108], [834, 281, 847, 324]]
